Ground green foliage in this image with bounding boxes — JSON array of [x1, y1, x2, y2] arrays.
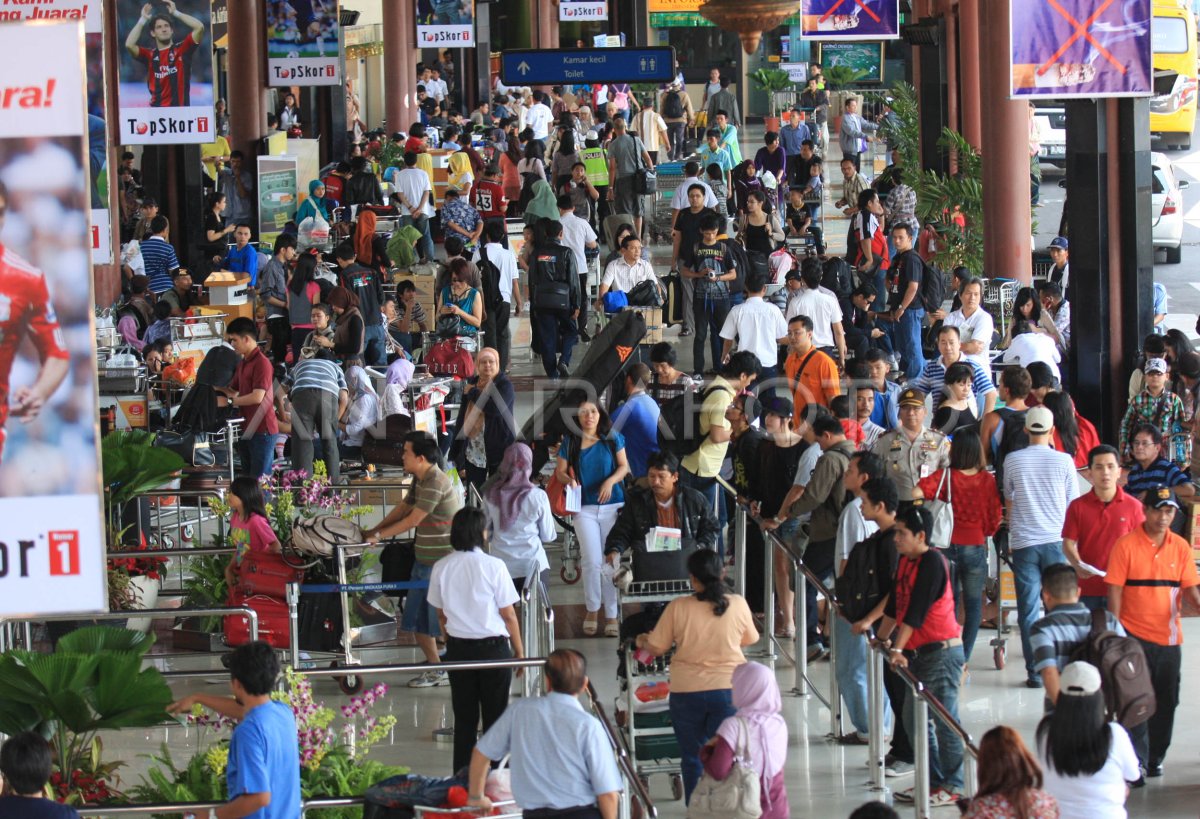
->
[[869, 82, 920, 169], [301, 756, 407, 819], [127, 743, 228, 819], [823, 65, 868, 88], [102, 431, 186, 513], [181, 552, 231, 632], [0, 627, 174, 800], [751, 68, 794, 94]]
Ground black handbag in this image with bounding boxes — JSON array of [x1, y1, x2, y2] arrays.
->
[[155, 430, 214, 467], [627, 278, 665, 307], [534, 280, 572, 312], [635, 166, 657, 195]]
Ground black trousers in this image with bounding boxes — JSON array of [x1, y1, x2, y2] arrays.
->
[[444, 635, 513, 774], [483, 300, 512, 372], [1130, 638, 1181, 768], [884, 662, 915, 763], [267, 316, 290, 362]]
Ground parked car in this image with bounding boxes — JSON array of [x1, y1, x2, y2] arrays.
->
[[1033, 106, 1066, 169], [1152, 151, 1189, 263]]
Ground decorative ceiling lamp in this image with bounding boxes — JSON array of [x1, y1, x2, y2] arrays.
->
[[698, 0, 802, 53]]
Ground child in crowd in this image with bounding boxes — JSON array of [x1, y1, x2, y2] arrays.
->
[[224, 476, 281, 589]]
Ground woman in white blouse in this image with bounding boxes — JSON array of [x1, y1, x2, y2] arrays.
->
[[483, 442, 557, 593]]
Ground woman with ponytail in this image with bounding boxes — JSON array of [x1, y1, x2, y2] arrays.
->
[[636, 548, 759, 803]]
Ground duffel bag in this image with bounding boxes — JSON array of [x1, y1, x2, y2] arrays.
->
[[297, 591, 345, 653], [237, 551, 305, 599], [224, 592, 291, 648], [291, 514, 364, 558]]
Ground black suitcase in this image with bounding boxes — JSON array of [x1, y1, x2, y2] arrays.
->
[[631, 537, 700, 583], [362, 414, 415, 467], [297, 591, 344, 653]]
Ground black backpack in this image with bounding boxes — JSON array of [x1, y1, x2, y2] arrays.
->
[[1069, 609, 1157, 728], [657, 384, 733, 458], [821, 257, 854, 300], [919, 260, 947, 314], [477, 245, 504, 314], [723, 239, 749, 294], [663, 91, 684, 120], [993, 406, 1029, 489], [835, 529, 898, 622]]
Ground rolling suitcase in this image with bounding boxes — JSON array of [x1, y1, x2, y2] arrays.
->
[[225, 591, 291, 649], [236, 551, 305, 599]]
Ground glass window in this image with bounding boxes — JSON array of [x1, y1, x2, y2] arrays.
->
[[1153, 16, 1189, 54]]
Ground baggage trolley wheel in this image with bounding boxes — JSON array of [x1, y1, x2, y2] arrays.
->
[[331, 662, 364, 695], [670, 773, 684, 801], [992, 640, 1006, 670], [561, 562, 580, 584]]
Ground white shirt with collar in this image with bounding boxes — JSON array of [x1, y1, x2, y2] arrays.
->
[[670, 177, 719, 210], [484, 493, 556, 580], [1002, 331, 1062, 381], [558, 212, 597, 276], [785, 286, 843, 348], [719, 295, 788, 367], [943, 306, 994, 372], [527, 102, 554, 140], [601, 256, 657, 293], [427, 547, 519, 640], [473, 242, 519, 304]]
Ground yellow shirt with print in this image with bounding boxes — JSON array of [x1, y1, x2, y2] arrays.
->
[[681, 376, 735, 478]]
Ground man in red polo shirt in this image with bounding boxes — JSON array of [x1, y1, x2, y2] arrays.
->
[[218, 317, 279, 479], [878, 505, 965, 808], [1106, 486, 1200, 778], [1062, 444, 1144, 611]]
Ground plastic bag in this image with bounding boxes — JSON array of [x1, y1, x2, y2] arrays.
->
[[298, 213, 331, 250], [162, 357, 198, 388]]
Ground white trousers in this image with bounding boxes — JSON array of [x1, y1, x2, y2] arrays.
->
[[575, 503, 623, 618]]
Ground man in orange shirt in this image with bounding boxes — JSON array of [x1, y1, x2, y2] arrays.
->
[[1106, 485, 1200, 778], [784, 314, 841, 428]]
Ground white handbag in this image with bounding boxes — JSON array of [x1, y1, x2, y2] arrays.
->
[[924, 467, 954, 549], [687, 718, 761, 819]]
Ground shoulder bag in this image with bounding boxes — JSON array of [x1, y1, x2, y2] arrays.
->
[[923, 467, 954, 549], [635, 139, 657, 195], [687, 717, 761, 819]]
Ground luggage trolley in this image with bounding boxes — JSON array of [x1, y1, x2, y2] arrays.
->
[[983, 277, 1020, 340], [617, 577, 692, 802], [986, 537, 1019, 670], [651, 161, 688, 245]]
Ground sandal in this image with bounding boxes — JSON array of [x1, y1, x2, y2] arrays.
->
[[604, 618, 620, 637], [582, 611, 599, 636], [775, 625, 796, 639]]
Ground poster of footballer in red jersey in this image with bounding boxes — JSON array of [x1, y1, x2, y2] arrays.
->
[[118, 0, 215, 145], [0, 20, 106, 616]]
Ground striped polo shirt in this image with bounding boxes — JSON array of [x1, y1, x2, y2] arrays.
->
[[408, 465, 463, 565], [1125, 457, 1192, 498], [1106, 527, 1200, 646], [909, 354, 996, 410], [140, 236, 180, 294], [1030, 601, 1125, 673], [288, 359, 347, 397], [1002, 445, 1079, 550]]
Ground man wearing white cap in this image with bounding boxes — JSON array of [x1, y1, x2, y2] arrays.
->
[[1002, 405, 1078, 689]]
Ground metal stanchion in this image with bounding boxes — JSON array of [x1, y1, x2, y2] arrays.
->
[[964, 748, 977, 797], [733, 506, 747, 597], [287, 582, 301, 671], [751, 531, 776, 660], [828, 605, 842, 739], [913, 689, 931, 818], [794, 567, 808, 689], [867, 646, 887, 792]]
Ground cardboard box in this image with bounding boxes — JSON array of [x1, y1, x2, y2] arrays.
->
[[205, 274, 252, 306], [624, 306, 663, 344], [211, 302, 256, 322], [393, 274, 438, 314]]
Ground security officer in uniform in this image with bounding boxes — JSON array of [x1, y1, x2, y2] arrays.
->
[[871, 387, 950, 506]]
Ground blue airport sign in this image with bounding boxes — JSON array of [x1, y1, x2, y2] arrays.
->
[[500, 47, 676, 85]]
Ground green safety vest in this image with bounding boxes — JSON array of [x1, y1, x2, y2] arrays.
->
[[579, 147, 608, 187]]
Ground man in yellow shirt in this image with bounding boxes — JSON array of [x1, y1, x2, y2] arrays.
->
[[200, 135, 231, 186]]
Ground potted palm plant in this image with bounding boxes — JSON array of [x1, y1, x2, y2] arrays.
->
[[750, 68, 795, 133]]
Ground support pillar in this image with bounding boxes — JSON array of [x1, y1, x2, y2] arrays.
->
[[958, 0, 982, 151], [227, 0, 265, 156], [916, 16, 948, 175], [1066, 98, 1153, 441], [979, 0, 1031, 281], [534, 0, 559, 49], [384, 0, 417, 135]]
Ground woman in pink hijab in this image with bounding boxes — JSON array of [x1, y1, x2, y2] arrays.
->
[[700, 661, 789, 818], [483, 442, 556, 594]]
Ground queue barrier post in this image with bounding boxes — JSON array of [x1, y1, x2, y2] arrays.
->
[[867, 644, 887, 792], [827, 599, 842, 739], [795, 565, 808, 693], [733, 505, 747, 597], [913, 689, 931, 818], [750, 532, 777, 661]]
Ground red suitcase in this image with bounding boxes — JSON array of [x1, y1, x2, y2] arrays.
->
[[225, 592, 292, 649], [237, 551, 305, 599]]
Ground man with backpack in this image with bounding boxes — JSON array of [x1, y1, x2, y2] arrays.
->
[[980, 365, 1033, 472], [881, 223, 926, 380], [528, 218, 581, 379], [473, 220, 519, 372], [659, 82, 693, 161], [1106, 485, 1200, 777]]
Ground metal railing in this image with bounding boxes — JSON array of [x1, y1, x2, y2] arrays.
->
[[520, 566, 555, 698], [0, 606, 258, 652], [723, 485, 980, 815], [587, 679, 659, 819]]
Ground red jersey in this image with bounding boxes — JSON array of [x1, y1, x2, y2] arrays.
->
[[1062, 488, 1145, 598], [0, 245, 69, 450], [891, 549, 960, 651], [138, 35, 199, 107], [322, 174, 346, 205], [472, 179, 507, 219]]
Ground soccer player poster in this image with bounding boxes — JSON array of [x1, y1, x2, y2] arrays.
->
[[417, 0, 476, 48], [0, 19, 107, 616], [801, 0, 900, 40], [117, 0, 216, 145], [266, 0, 342, 87]]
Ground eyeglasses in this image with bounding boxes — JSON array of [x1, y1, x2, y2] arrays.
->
[[1132, 440, 1158, 448]]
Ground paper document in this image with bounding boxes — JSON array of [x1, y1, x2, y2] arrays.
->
[[565, 484, 582, 514], [647, 527, 682, 553], [1076, 561, 1106, 578]]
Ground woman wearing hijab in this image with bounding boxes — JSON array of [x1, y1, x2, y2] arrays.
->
[[340, 366, 380, 460], [326, 286, 366, 369], [501, 135, 524, 217], [296, 180, 331, 225], [522, 179, 560, 227], [483, 442, 556, 593], [700, 662, 789, 818], [450, 347, 516, 488], [381, 356, 416, 418], [354, 209, 377, 265]]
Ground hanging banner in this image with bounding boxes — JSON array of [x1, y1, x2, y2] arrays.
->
[[417, 0, 476, 48], [1010, 0, 1151, 98], [258, 156, 298, 248], [801, 0, 900, 40], [266, 0, 342, 86], [117, 0, 215, 145], [647, 0, 701, 11], [0, 19, 107, 616], [560, 0, 608, 21]]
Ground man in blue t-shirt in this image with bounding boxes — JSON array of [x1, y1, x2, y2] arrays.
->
[[611, 363, 661, 479], [222, 224, 260, 286], [168, 642, 300, 819], [1124, 422, 1197, 503], [0, 731, 80, 818]]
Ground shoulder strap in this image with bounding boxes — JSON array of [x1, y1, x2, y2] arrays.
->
[[1091, 607, 1108, 637], [793, 349, 818, 386]]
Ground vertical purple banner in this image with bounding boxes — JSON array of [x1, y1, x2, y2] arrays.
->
[[801, 0, 900, 40], [1010, 0, 1152, 98]]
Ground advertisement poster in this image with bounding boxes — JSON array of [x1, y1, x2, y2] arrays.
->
[[266, 0, 342, 86], [801, 0, 900, 40], [819, 41, 885, 83], [257, 156, 298, 247], [417, 0, 475, 48], [0, 20, 106, 616], [560, 0, 608, 21], [1010, 0, 1151, 98], [117, 0, 215, 145]]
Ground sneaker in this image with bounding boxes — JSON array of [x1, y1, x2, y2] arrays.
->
[[806, 644, 830, 663], [557, 362, 571, 377], [679, 327, 693, 336], [837, 732, 870, 746], [407, 670, 449, 688], [1025, 676, 1044, 689], [930, 788, 963, 808], [886, 760, 915, 777], [893, 787, 915, 803]]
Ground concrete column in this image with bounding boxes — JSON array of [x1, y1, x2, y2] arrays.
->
[[958, 0, 982, 150], [227, 0, 265, 156], [383, 0, 419, 133], [535, 0, 559, 49], [980, 0, 1031, 281]]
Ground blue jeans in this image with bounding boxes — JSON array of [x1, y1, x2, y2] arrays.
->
[[401, 214, 436, 261], [400, 562, 441, 637], [364, 324, 388, 366], [904, 644, 965, 792], [669, 688, 735, 802], [1010, 541, 1067, 678], [534, 309, 579, 378], [834, 614, 893, 736], [942, 545, 987, 662], [680, 469, 722, 560], [238, 433, 278, 480], [693, 292, 731, 373], [886, 306, 926, 379]]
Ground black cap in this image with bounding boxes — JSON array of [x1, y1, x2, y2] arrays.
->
[[1145, 485, 1181, 510]]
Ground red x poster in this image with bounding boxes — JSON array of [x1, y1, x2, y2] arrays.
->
[[1010, 0, 1152, 98], [801, 0, 900, 40]]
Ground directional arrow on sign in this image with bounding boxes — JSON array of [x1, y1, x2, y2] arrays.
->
[[518, 61, 530, 75]]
